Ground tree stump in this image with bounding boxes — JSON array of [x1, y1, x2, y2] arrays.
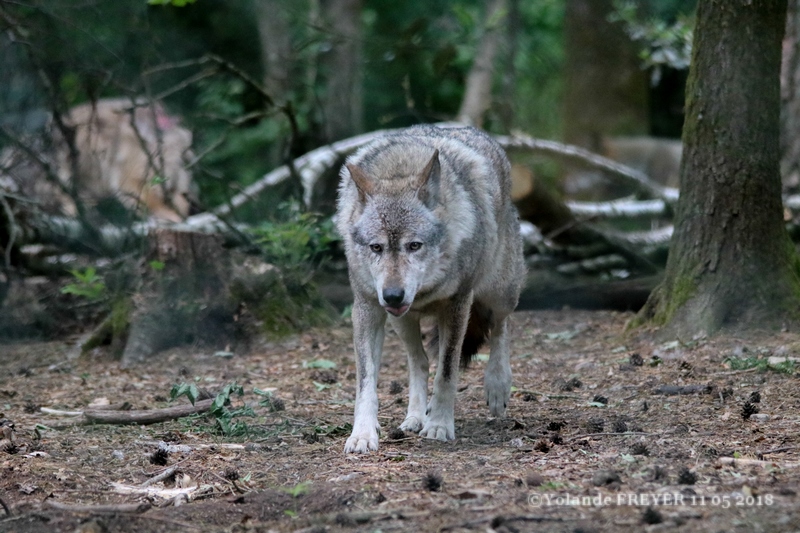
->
[[122, 228, 235, 365]]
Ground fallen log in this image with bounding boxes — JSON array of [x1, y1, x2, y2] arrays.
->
[[518, 273, 661, 311], [45, 500, 152, 514]]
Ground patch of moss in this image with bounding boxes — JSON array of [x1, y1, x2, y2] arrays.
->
[[230, 261, 337, 338], [628, 270, 698, 331], [248, 277, 337, 338]]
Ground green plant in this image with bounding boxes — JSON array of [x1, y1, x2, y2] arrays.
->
[[250, 203, 338, 270], [61, 267, 107, 301], [610, 0, 694, 84], [281, 481, 311, 498], [725, 356, 796, 375], [171, 381, 255, 437]]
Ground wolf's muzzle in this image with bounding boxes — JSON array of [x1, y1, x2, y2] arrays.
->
[[382, 287, 409, 316]]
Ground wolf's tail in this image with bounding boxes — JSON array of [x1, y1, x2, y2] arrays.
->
[[427, 301, 494, 369]]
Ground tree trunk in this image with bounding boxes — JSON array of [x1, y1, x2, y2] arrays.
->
[[562, 0, 649, 149], [255, 0, 293, 102], [782, 0, 800, 191], [456, 0, 507, 128], [319, 0, 363, 142], [637, 0, 800, 337]]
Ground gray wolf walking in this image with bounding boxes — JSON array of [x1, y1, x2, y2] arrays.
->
[[335, 124, 526, 453]]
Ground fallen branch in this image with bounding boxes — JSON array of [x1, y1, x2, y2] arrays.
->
[[760, 445, 800, 455], [719, 456, 800, 468], [496, 133, 679, 203], [45, 500, 151, 514], [566, 431, 652, 443], [607, 225, 673, 246], [83, 399, 214, 425], [184, 125, 675, 222], [111, 482, 212, 502], [39, 408, 84, 417], [187, 128, 400, 225], [653, 385, 713, 396], [565, 197, 668, 219], [141, 465, 181, 488]]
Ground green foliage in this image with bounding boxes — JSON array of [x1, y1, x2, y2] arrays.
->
[[610, 0, 695, 84], [172, 381, 255, 437], [303, 359, 337, 370], [361, 0, 564, 136], [725, 357, 796, 375], [61, 268, 107, 301], [281, 481, 311, 498], [249, 203, 338, 270], [170, 382, 202, 405]]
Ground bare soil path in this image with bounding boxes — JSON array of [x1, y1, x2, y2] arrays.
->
[[1, 310, 799, 532]]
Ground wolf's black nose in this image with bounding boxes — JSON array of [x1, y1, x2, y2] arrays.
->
[[382, 287, 405, 307]]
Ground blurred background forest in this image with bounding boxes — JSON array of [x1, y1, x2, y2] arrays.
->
[[0, 0, 696, 215], [0, 0, 732, 357]]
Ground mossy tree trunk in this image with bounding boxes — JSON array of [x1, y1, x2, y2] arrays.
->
[[637, 0, 800, 337]]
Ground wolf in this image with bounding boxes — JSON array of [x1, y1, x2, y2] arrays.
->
[[335, 124, 526, 453]]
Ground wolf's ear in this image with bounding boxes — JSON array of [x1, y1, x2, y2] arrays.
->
[[416, 149, 440, 207], [346, 163, 374, 203]]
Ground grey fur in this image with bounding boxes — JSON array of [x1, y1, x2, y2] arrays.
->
[[336, 125, 525, 453]]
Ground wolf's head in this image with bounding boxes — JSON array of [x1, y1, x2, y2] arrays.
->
[[347, 150, 445, 317]]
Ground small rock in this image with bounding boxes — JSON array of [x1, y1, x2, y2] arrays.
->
[[509, 437, 525, 448], [526, 472, 544, 487], [750, 413, 770, 422], [592, 469, 621, 487]]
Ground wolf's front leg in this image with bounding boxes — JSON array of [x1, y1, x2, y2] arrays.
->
[[389, 314, 428, 433], [421, 292, 473, 441], [345, 298, 386, 453]]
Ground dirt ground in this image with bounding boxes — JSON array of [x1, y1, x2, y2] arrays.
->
[[1, 309, 800, 533]]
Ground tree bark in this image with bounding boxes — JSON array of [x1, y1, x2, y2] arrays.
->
[[319, 0, 363, 142], [456, 0, 507, 127], [782, 0, 800, 190], [255, 0, 293, 102], [637, 0, 800, 336]]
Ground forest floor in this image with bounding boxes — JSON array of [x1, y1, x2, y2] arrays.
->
[[1, 309, 800, 533]]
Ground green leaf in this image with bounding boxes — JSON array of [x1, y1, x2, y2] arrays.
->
[[313, 381, 331, 392], [304, 359, 337, 370]]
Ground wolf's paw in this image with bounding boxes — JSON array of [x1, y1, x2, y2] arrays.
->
[[485, 371, 511, 418], [399, 415, 424, 433], [344, 426, 380, 453], [485, 387, 509, 417], [419, 420, 455, 441]]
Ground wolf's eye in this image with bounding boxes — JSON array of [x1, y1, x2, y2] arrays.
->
[[369, 244, 383, 254], [407, 242, 423, 252]]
